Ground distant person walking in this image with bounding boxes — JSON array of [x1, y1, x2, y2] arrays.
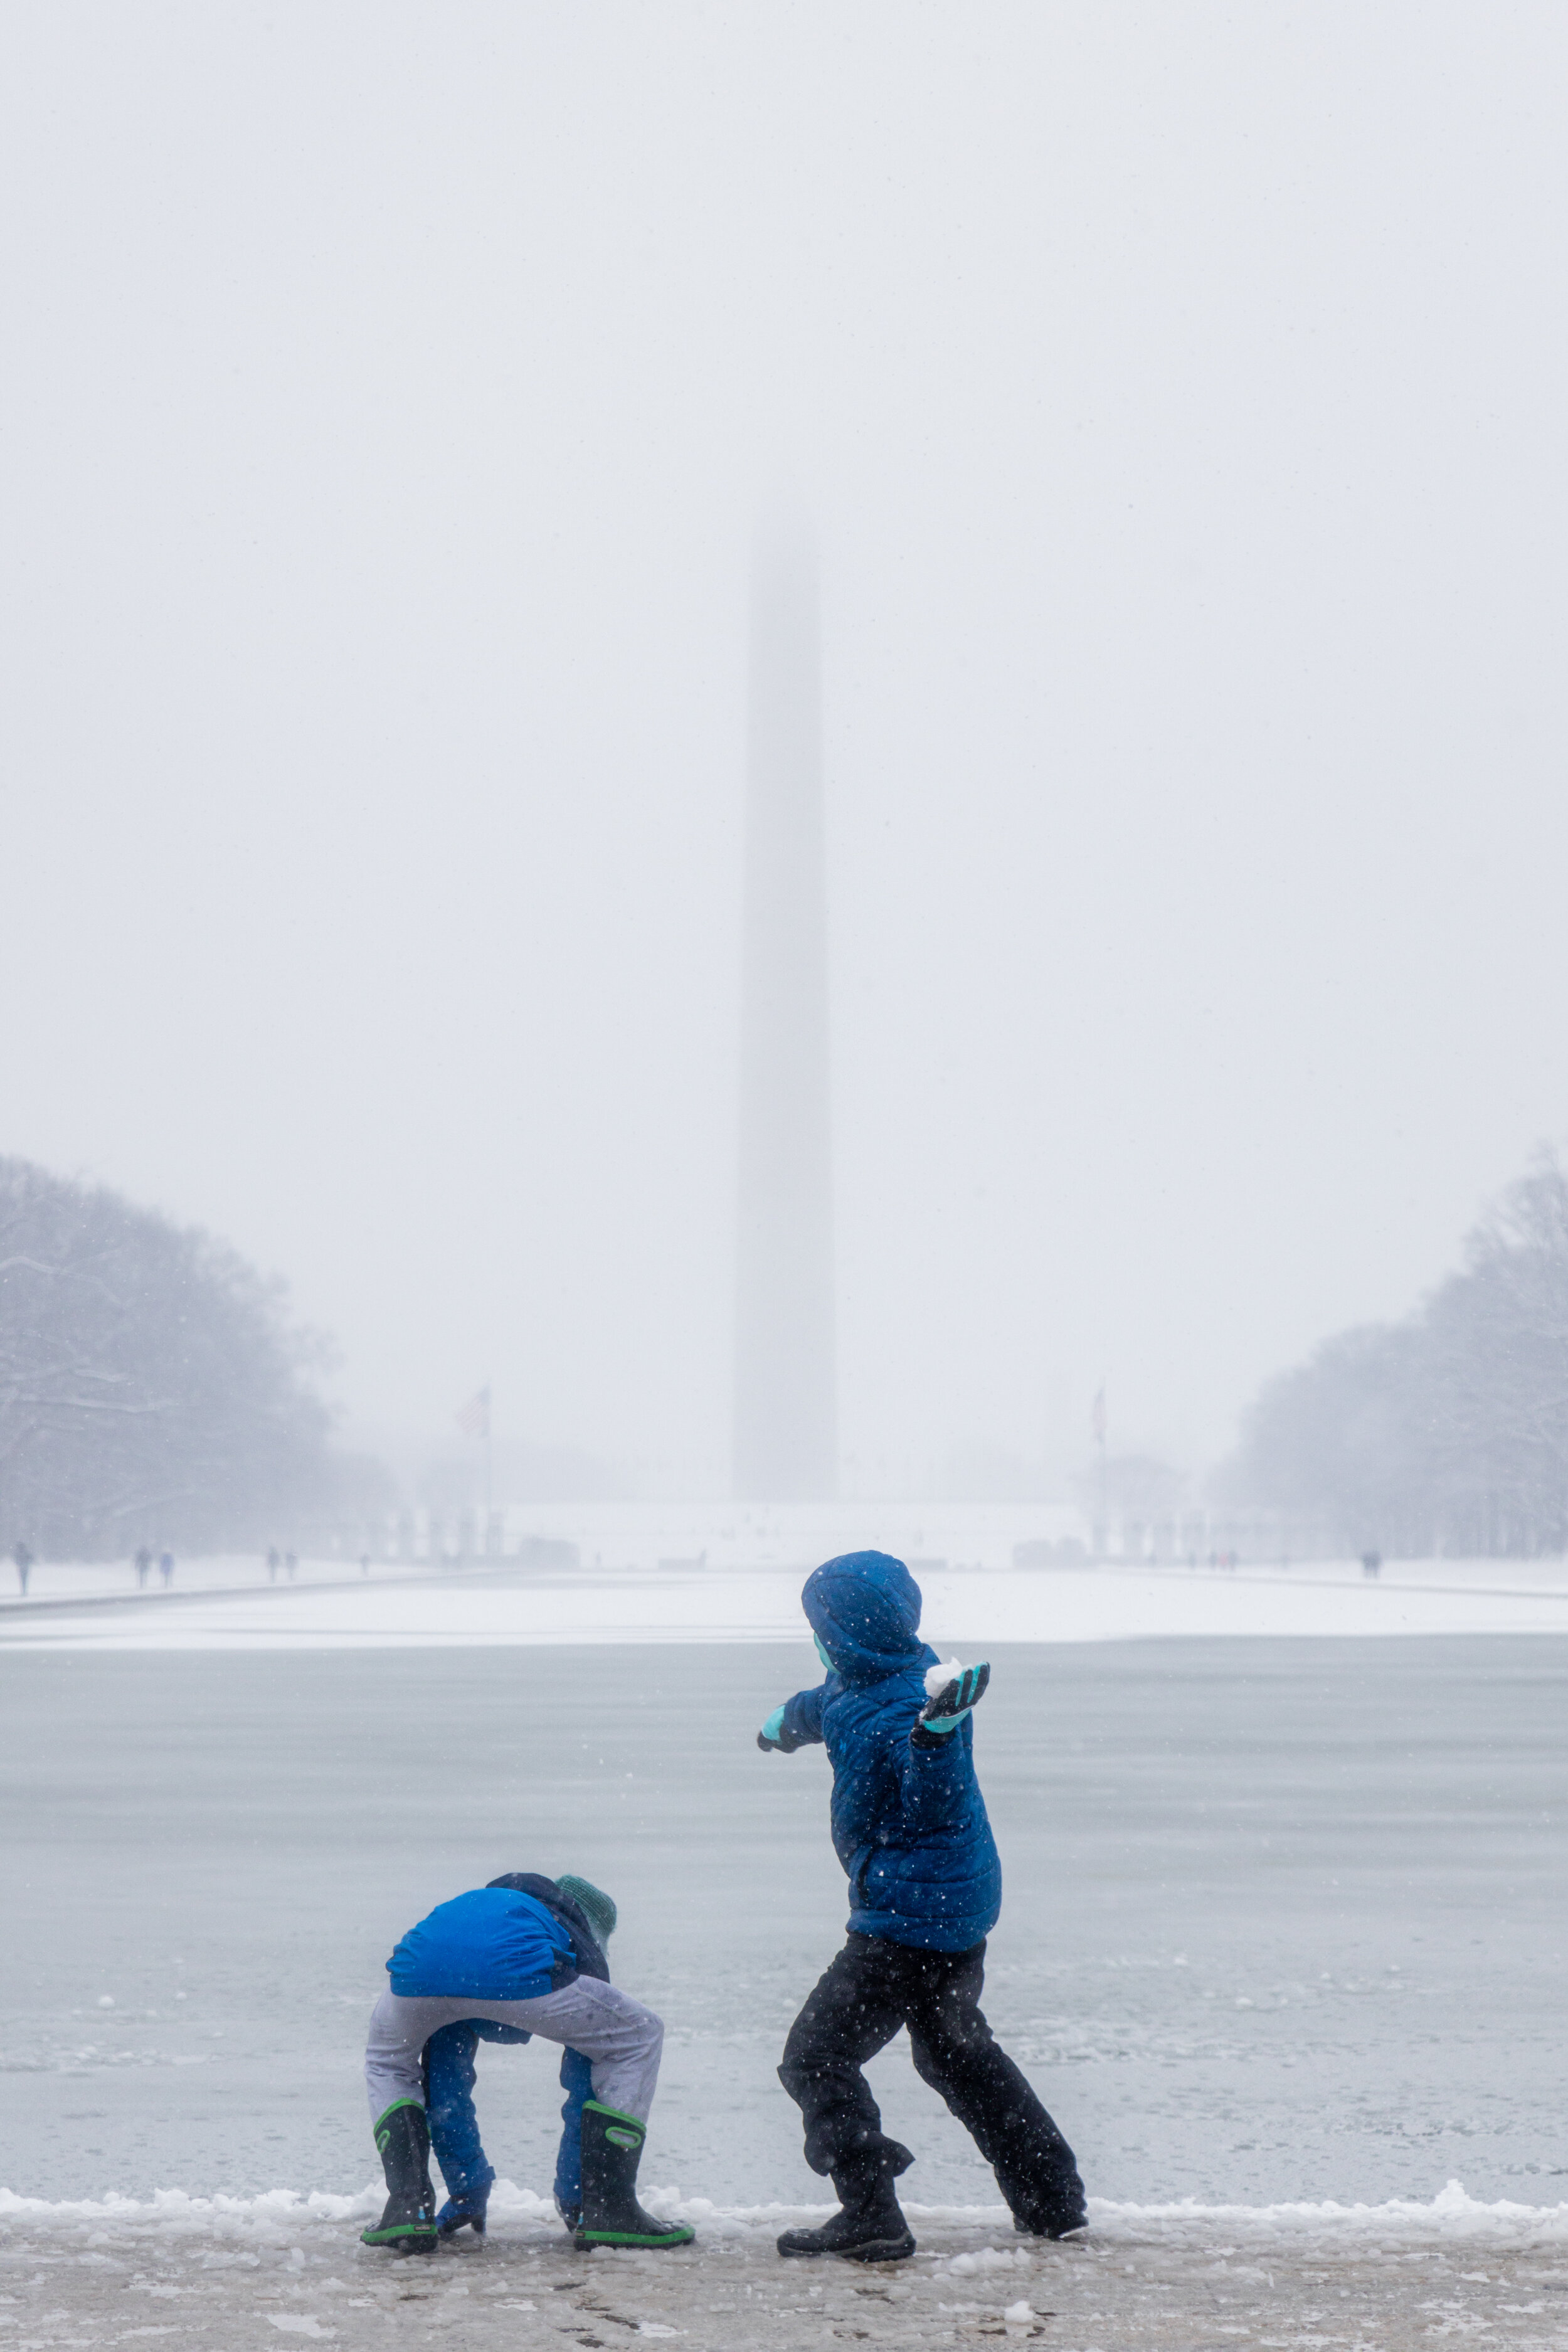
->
[[13, 1541, 33, 1596], [285, 1552, 297, 1581], [159, 1549, 174, 1588], [267, 1547, 280, 1583], [135, 1547, 152, 1589]]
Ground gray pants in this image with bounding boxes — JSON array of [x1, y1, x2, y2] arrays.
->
[[365, 1979, 665, 2129]]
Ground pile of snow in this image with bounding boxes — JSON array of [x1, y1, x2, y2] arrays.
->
[[1093, 2178, 1568, 2250], [4, 2178, 1567, 2253]]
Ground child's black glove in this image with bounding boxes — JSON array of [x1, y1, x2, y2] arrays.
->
[[757, 1704, 812, 1752], [917, 1660, 991, 1734]]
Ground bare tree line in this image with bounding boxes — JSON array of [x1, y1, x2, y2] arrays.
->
[[1, 1156, 335, 1557], [1220, 1153, 1568, 1557]]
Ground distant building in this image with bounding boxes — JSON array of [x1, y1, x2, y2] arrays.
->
[[733, 528, 837, 1500]]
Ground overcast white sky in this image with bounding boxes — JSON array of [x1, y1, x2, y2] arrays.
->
[[4, 4, 1567, 1497]]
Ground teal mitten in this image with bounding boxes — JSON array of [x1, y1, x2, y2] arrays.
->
[[919, 1660, 991, 1733]]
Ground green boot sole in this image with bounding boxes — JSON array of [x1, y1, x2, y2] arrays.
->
[[574, 2219, 695, 2250], [360, 2220, 438, 2252]]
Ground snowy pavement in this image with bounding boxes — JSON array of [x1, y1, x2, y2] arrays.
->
[[4, 1553, 1568, 1649], [4, 2182, 1568, 2349]]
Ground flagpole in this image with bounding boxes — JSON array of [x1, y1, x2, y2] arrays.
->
[[485, 1380, 492, 1528]]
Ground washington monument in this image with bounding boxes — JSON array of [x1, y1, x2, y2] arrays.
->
[[733, 527, 837, 1500]]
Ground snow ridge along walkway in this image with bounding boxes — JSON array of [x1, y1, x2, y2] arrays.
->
[[4, 1552, 1568, 1650], [4, 2181, 1568, 2349]]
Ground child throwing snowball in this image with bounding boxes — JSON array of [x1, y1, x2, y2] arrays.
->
[[758, 1550, 1086, 2261]]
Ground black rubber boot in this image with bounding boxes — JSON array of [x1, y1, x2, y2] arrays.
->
[[575, 2101, 694, 2250], [1013, 2203, 1088, 2240], [1005, 2146, 1088, 2242], [361, 2100, 438, 2252], [776, 2155, 916, 2262]]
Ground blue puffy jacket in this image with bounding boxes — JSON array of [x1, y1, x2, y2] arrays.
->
[[413, 1875, 611, 2215], [778, 1550, 1002, 1953], [389, 1885, 578, 2003]]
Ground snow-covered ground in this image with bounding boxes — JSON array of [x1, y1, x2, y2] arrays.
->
[[0, 1503, 1096, 1601], [3, 1550, 1567, 1650], [0, 1554, 420, 1603], [4, 2178, 1568, 2349]]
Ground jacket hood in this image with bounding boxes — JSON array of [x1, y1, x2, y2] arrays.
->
[[485, 1872, 610, 1981], [802, 1550, 935, 1687]]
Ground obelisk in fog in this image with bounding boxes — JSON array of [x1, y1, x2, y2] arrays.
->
[[733, 529, 837, 1500]]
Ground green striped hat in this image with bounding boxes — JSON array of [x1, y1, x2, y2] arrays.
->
[[557, 1874, 617, 1948]]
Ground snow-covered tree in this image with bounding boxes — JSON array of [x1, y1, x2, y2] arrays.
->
[[0, 1156, 332, 1557], [1219, 1155, 1568, 1556]]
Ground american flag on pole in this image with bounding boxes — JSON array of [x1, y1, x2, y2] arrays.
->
[[455, 1384, 490, 1440]]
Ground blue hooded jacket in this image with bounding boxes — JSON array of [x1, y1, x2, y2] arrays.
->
[[416, 1875, 610, 2217], [778, 1550, 1002, 1952], [389, 1880, 583, 2002]]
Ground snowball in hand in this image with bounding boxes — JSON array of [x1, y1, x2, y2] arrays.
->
[[919, 1660, 992, 1730]]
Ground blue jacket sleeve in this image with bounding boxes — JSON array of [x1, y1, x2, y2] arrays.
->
[[780, 1683, 827, 1747], [425, 2021, 495, 2200], [554, 2047, 595, 2215], [895, 1708, 982, 1831]]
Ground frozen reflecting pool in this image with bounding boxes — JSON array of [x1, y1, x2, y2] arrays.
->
[[2, 1638, 1564, 2211]]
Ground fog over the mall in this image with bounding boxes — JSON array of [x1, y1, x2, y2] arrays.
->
[[4, 5, 1566, 1502]]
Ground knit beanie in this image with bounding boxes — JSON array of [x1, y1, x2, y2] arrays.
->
[[556, 1873, 617, 1947]]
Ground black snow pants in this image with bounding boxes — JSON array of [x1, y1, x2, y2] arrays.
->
[[778, 1932, 1085, 2232]]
